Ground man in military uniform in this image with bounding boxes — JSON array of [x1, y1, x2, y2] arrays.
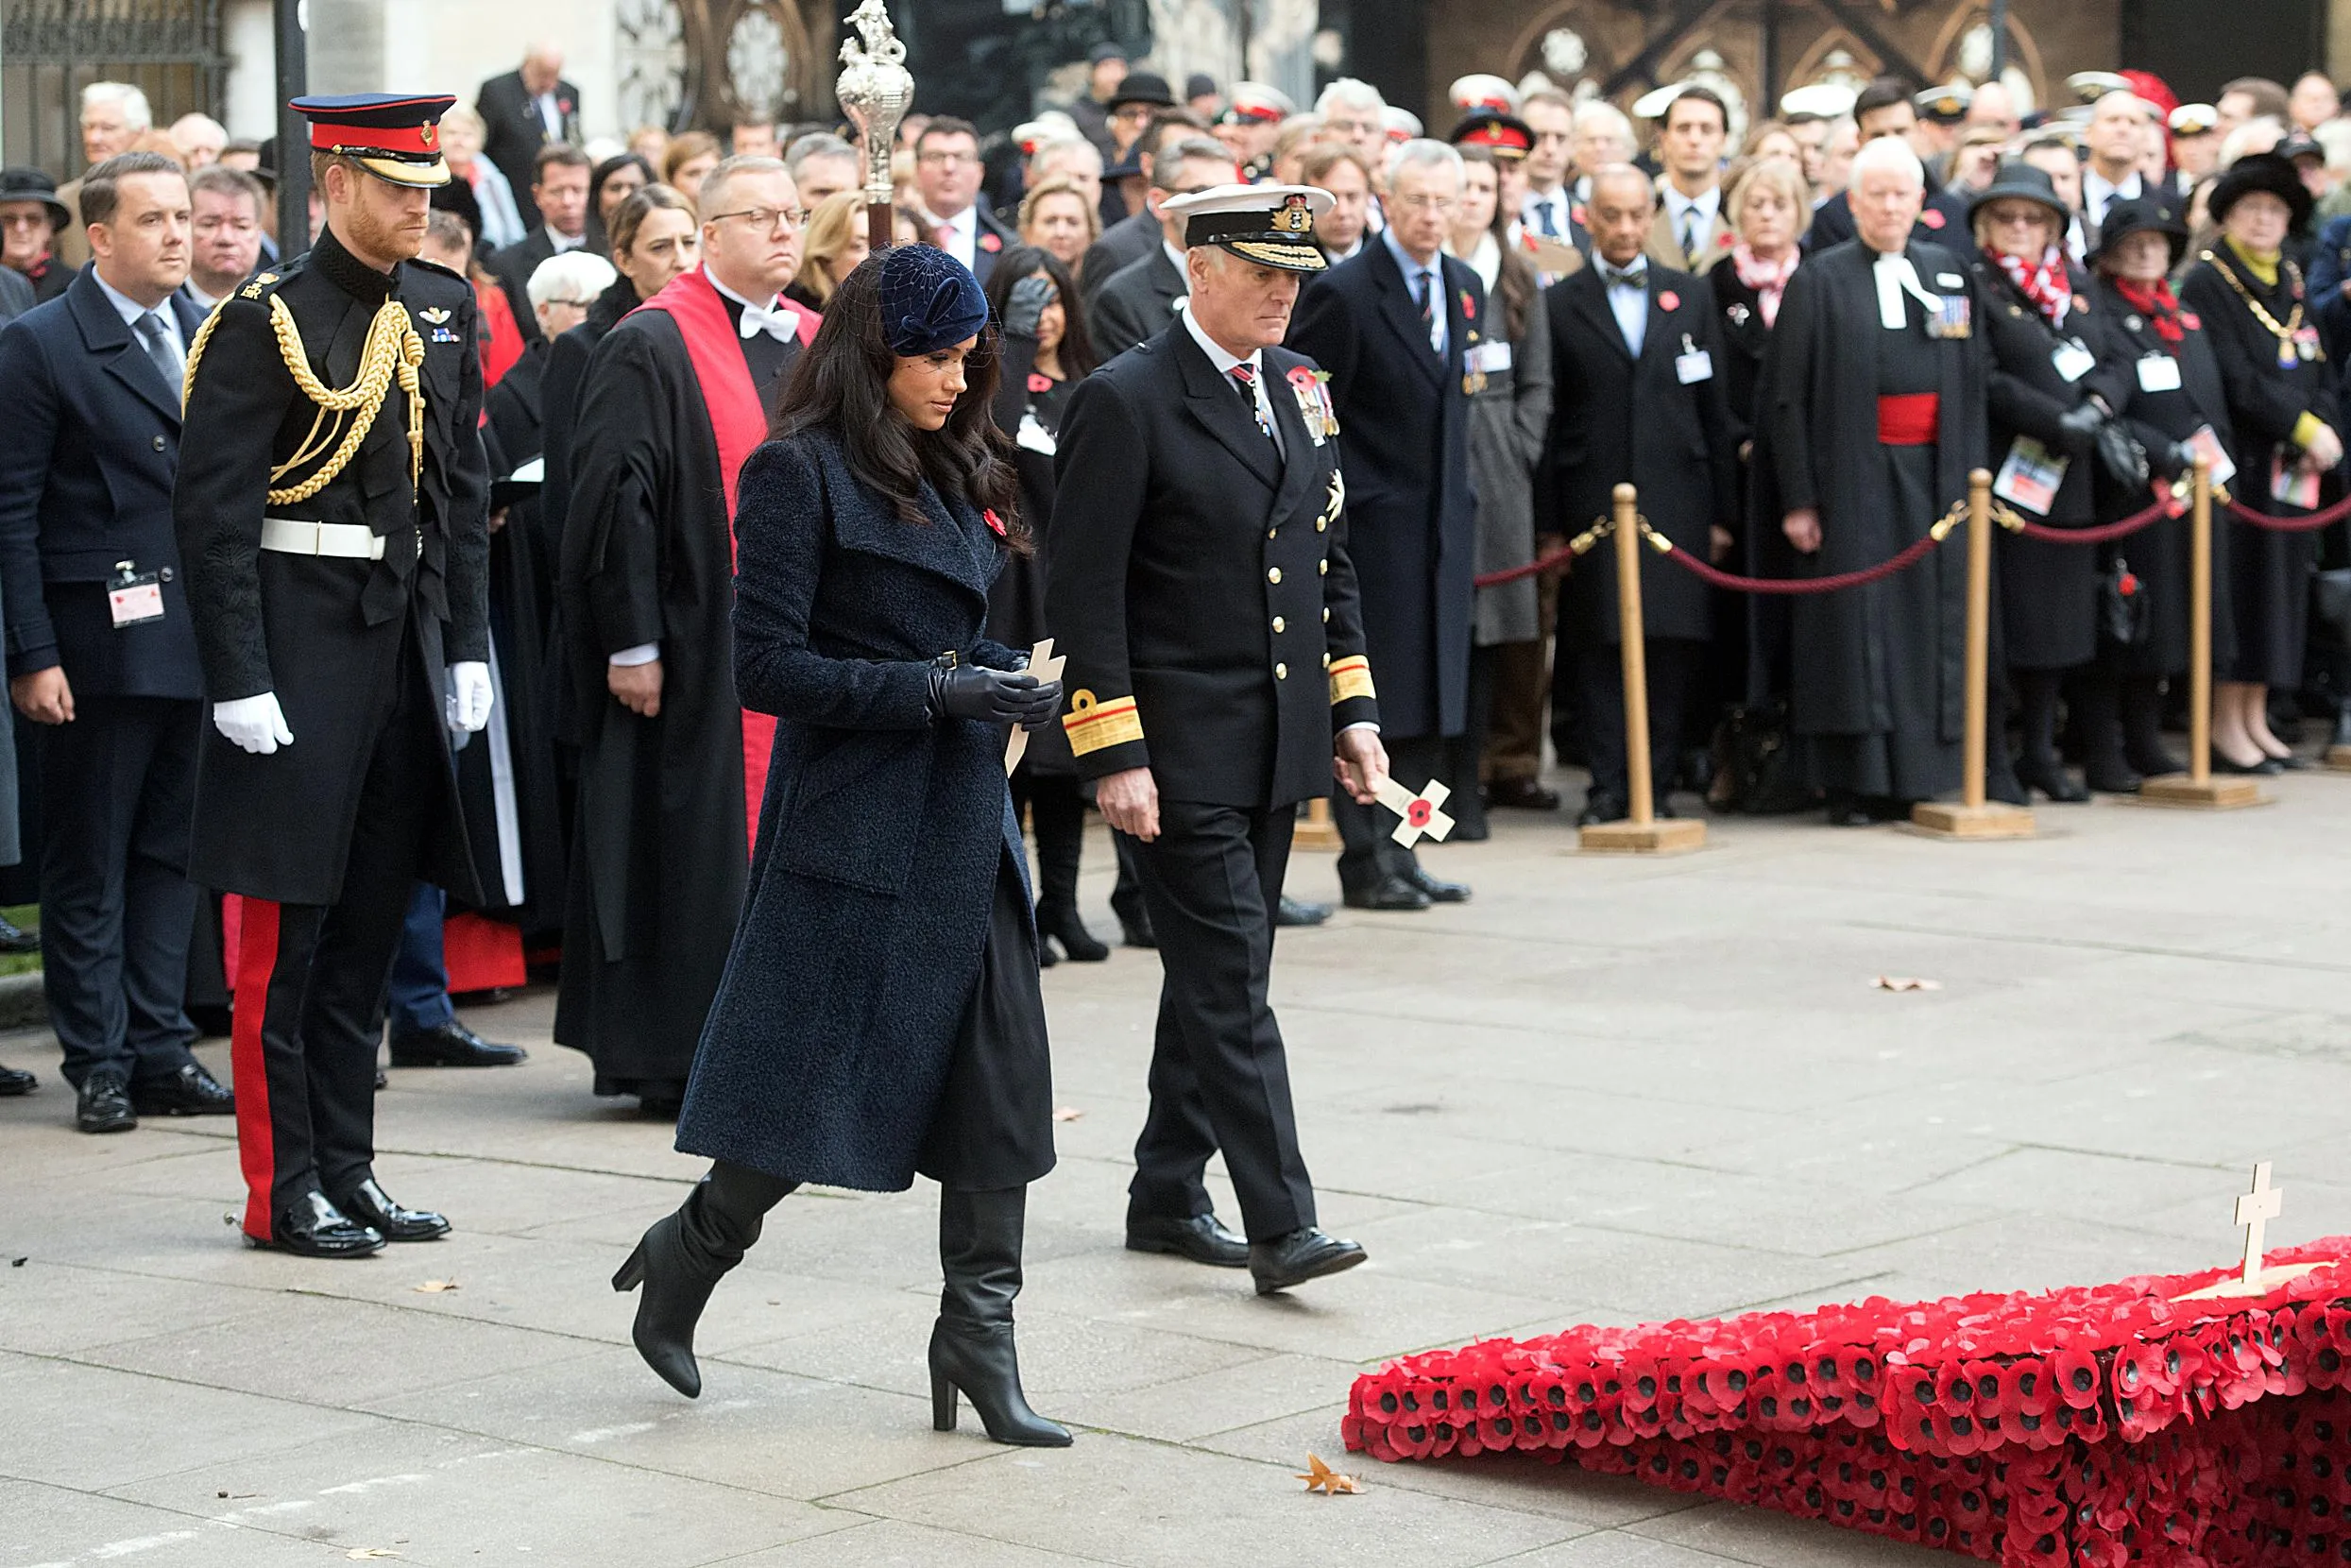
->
[[1048, 184, 1383, 1296], [174, 94, 492, 1258]]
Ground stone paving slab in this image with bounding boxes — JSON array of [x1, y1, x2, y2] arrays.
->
[[10, 771, 2351, 1565]]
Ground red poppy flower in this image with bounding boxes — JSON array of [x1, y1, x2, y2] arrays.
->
[[2053, 1344, 2102, 1408], [1460, 290, 1476, 320], [1027, 371, 1052, 394], [2183, 311, 2202, 329], [982, 508, 1007, 537], [1921, 208, 1947, 229], [979, 231, 1002, 253], [1658, 289, 1681, 312], [1286, 365, 1316, 390]]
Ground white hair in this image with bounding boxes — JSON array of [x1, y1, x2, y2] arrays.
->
[[528, 249, 618, 309], [1316, 77, 1386, 118], [2092, 89, 2153, 126], [1386, 138, 1463, 185], [81, 81, 152, 131], [1849, 135, 1925, 189], [170, 112, 226, 145], [1572, 100, 1634, 146], [1029, 135, 1102, 180]]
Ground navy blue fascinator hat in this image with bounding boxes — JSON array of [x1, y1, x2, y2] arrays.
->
[[878, 244, 991, 355]]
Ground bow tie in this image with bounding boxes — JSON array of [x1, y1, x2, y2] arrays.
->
[[1602, 264, 1647, 289], [738, 298, 800, 343]]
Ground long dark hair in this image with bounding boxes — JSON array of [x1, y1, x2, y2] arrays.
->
[[981, 244, 1097, 379], [1458, 145, 1536, 344], [773, 252, 1025, 539]]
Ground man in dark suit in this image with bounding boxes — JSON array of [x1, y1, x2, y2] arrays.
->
[[1547, 165, 1738, 826], [913, 118, 1015, 284], [1088, 136, 1236, 359], [475, 45, 580, 231], [1803, 78, 1968, 255], [487, 143, 591, 349], [1049, 183, 1379, 1296], [0, 152, 230, 1134], [1286, 140, 1483, 912], [1080, 115, 1206, 298]]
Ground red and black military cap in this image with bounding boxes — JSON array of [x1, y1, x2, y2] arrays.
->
[[291, 93, 455, 189], [1450, 110, 1535, 161]]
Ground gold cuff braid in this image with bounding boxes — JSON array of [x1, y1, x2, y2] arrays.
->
[[182, 295, 426, 505]]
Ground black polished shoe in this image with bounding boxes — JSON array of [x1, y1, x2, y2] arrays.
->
[[387, 1019, 527, 1068], [374, 1067, 388, 1091], [1126, 1212, 1250, 1268], [130, 1061, 234, 1116], [2017, 755, 2090, 803], [250, 1190, 385, 1258], [1576, 791, 1627, 827], [76, 1069, 136, 1134], [332, 1177, 451, 1242], [2270, 750, 2311, 771], [1035, 903, 1110, 963], [1985, 763, 2030, 807], [0, 1064, 35, 1096], [0, 912, 38, 954], [2211, 748, 2284, 776], [1405, 866, 1471, 904], [1823, 791, 1870, 827], [1116, 911, 1156, 949], [1487, 777, 1560, 811], [1274, 895, 1332, 929], [1341, 875, 1430, 912], [1249, 1228, 1369, 1295]]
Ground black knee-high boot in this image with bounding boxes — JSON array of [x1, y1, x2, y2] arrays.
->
[[2121, 675, 2186, 776], [2013, 671, 2089, 802], [2072, 673, 2138, 793], [613, 1160, 796, 1398], [931, 1185, 1070, 1446], [1030, 778, 1106, 963]]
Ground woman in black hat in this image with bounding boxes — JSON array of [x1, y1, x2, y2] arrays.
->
[[2181, 151, 2344, 772], [2085, 196, 2238, 783], [613, 246, 1073, 1447], [1968, 161, 2139, 800], [0, 165, 73, 303]]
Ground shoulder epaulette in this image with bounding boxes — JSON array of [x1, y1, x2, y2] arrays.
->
[[237, 270, 283, 301]]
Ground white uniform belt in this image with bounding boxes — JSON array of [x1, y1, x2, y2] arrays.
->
[[259, 518, 386, 560]]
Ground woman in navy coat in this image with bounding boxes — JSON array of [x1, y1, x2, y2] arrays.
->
[[612, 247, 1072, 1447]]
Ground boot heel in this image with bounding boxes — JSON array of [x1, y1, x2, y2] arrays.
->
[[931, 1369, 959, 1433], [611, 1241, 645, 1293]]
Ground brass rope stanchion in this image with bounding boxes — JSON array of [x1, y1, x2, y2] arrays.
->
[[1913, 471, 2036, 840], [1581, 484, 1704, 854], [2143, 455, 2267, 809]]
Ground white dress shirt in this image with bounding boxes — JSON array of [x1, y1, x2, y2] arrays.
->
[[550, 229, 587, 255], [932, 208, 978, 271], [535, 89, 564, 140], [1382, 227, 1448, 355], [1599, 258, 1648, 355], [1524, 184, 1574, 240], [1449, 230, 1501, 294], [2083, 168, 2143, 229], [94, 268, 185, 358], [1180, 303, 1282, 459], [1661, 182, 1722, 260]]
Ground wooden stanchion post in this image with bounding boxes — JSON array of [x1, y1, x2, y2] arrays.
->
[[1295, 796, 1343, 851], [2142, 455, 2265, 808], [1581, 485, 1705, 854], [1913, 471, 2036, 839]]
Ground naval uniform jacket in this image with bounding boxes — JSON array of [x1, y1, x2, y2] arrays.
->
[[174, 227, 491, 907], [1046, 318, 1377, 808]]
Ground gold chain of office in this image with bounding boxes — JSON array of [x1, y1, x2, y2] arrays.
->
[[182, 297, 426, 504]]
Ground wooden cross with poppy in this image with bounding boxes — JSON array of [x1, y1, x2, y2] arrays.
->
[[2175, 1160, 2325, 1300], [1373, 776, 1455, 848], [1004, 638, 1065, 775]]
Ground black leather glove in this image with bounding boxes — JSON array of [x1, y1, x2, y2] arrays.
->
[[927, 659, 1063, 730], [2055, 402, 2104, 457], [1000, 275, 1053, 340], [2094, 420, 2151, 489]]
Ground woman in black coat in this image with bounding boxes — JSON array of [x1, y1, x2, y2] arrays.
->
[[982, 246, 1106, 963], [2087, 196, 2239, 783], [2182, 153, 2346, 773], [614, 248, 1072, 1447], [1968, 162, 2138, 802]]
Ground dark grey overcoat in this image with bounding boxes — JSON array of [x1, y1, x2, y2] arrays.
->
[[673, 425, 1031, 1192]]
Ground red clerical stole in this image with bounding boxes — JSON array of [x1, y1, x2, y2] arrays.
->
[[632, 265, 812, 852]]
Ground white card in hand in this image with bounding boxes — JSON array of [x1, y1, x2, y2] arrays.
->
[[1015, 412, 1057, 455]]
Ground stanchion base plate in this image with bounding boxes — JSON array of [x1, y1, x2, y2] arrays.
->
[[2326, 745, 2351, 773], [2137, 775, 2268, 810], [1293, 823, 1343, 851], [1908, 801, 2036, 839], [1579, 818, 1707, 855]]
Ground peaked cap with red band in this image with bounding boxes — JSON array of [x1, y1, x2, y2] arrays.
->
[[293, 93, 455, 189], [1449, 110, 1535, 160]]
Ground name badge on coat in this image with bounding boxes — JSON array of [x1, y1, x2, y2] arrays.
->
[[1467, 340, 1512, 374], [107, 562, 163, 628], [2137, 353, 2183, 394], [2052, 339, 2097, 383], [1673, 333, 1713, 384]]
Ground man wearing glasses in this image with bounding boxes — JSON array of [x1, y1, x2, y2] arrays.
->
[[554, 156, 816, 1116], [914, 117, 1015, 282]]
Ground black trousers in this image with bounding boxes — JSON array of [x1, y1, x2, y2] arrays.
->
[[1572, 639, 1702, 806], [1333, 732, 1446, 893], [1123, 800, 1316, 1240], [232, 632, 441, 1238], [42, 694, 202, 1087]]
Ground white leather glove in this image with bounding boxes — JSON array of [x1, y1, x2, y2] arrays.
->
[[214, 692, 293, 755], [446, 661, 494, 733]]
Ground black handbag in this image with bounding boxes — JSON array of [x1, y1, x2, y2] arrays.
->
[[2100, 555, 2151, 648]]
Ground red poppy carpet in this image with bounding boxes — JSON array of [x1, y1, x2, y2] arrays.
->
[[1346, 1238, 2351, 1566]]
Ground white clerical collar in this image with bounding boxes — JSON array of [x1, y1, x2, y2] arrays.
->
[[1869, 247, 1943, 329], [1180, 299, 1258, 378]]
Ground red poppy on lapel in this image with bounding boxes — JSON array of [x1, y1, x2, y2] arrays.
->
[[1027, 372, 1052, 394], [979, 231, 1002, 253], [1718, 230, 1733, 248], [1286, 365, 1316, 389], [2183, 311, 2201, 329], [1921, 208, 1946, 229], [557, 97, 574, 116], [1571, 204, 1587, 227], [1460, 289, 1475, 320], [1658, 289, 1680, 313], [983, 509, 1007, 537]]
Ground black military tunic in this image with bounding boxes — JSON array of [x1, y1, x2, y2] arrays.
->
[[1047, 315, 1375, 1240], [175, 224, 490, 1243]]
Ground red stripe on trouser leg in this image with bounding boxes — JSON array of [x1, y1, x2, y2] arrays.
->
[[230, 896, 281, 1240]]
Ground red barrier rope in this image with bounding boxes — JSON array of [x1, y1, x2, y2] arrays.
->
[[1645, 527, 1950, 595], [1474, 546, 1576, 589], [2001, 495, 2174, 545], [2225, 491, 2351, 531]]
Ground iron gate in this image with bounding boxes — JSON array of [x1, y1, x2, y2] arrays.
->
[[2, 0, 230, 177]]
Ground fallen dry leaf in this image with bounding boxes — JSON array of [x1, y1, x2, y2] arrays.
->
[[1870, 976, 1942, 993], [1052, 1106, 1083, 1122], [348, 1552, 402, 1561], [1296, 1453, 1361, 1495], [413, 1280, 459, 1293]]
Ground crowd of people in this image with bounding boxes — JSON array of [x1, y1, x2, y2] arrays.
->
[[5, 43, 2351, 1124]]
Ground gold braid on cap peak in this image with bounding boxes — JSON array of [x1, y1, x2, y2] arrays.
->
[[184, 295, 427, 503]]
